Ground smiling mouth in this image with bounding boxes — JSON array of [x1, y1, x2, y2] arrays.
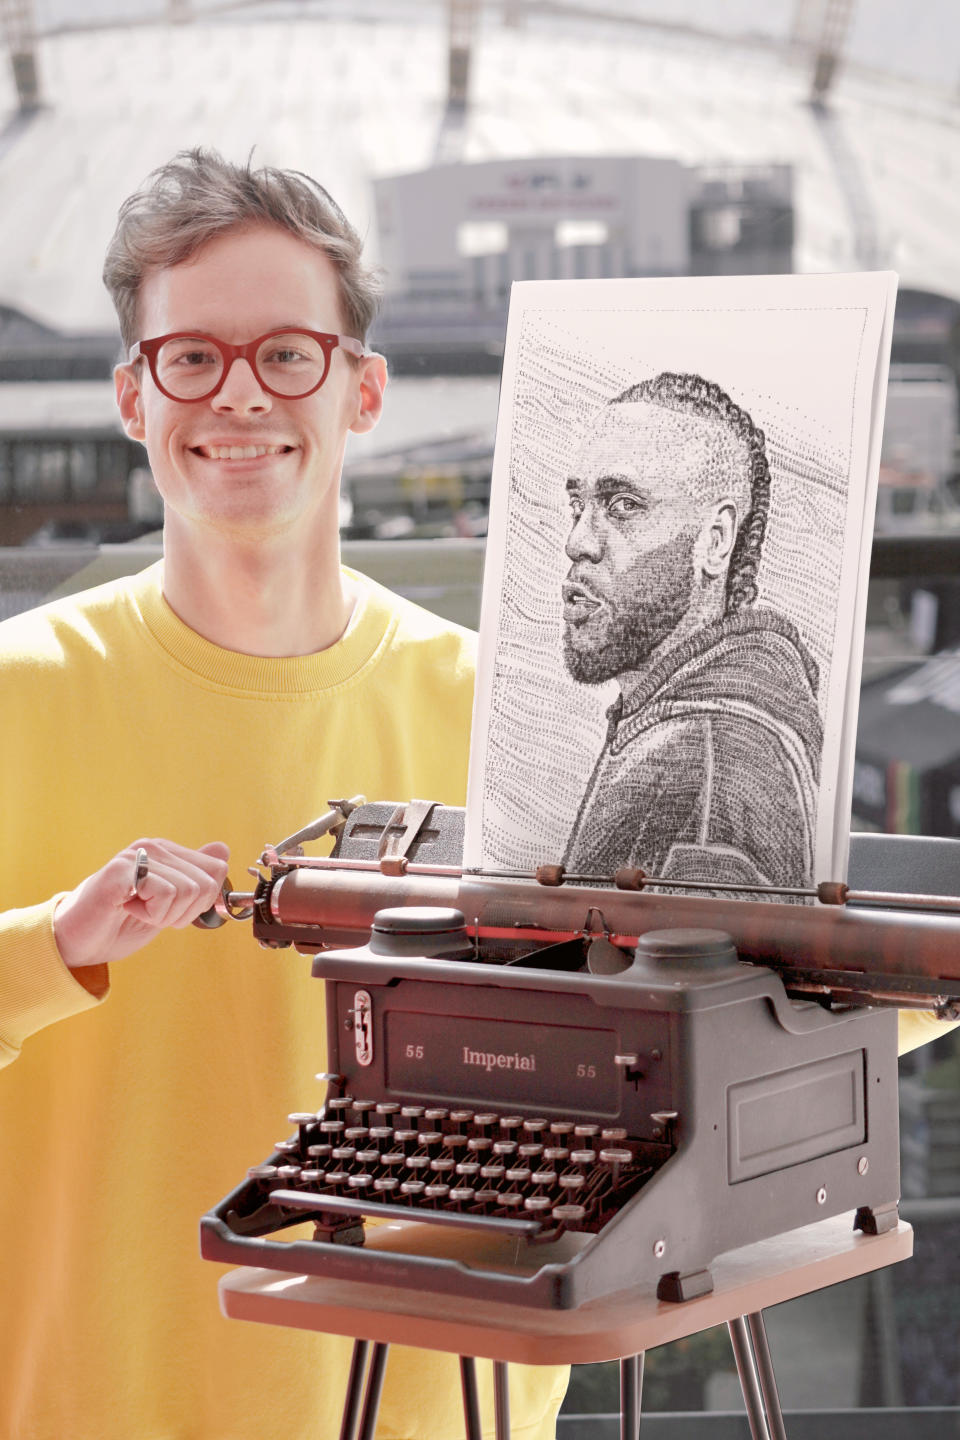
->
[[562, 580, 603, 624], [191, 444, 294, 461]]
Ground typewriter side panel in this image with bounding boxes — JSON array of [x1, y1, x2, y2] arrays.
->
[[558, 985, 900, 1306]]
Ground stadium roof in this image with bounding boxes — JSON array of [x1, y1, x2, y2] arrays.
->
[[0, 5, 958, 333]]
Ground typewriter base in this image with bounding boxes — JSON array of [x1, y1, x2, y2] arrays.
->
[[217, 1209, 912, 1366]]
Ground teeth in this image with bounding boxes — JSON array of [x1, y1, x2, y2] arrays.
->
[[197, 445, 288, 460]]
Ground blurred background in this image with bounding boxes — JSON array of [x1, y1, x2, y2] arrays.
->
[[0, 1, 958, 1432]]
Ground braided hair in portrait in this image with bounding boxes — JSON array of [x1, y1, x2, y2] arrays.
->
[[610, 372, 771, 613]]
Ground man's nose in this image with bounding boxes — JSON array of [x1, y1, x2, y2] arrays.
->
[[565, 506, 604, 563], [211, 356, 271, 415]]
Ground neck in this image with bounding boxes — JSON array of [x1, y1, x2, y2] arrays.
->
[[161, 515, 356, 657], [618, 591, 728, 708]]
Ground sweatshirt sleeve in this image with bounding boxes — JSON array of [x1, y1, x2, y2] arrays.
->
[[0, 899, 109, 1068], [898, 1008, 959, 1056]]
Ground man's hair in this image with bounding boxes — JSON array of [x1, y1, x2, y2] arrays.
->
[[610, 371, 770, 613], [103, 148, 381, 350]]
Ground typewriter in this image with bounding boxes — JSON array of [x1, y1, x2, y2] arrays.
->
[[200, 800, 960, 1310]]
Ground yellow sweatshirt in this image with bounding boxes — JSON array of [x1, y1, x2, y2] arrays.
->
[[0, 562, 568, 1440]]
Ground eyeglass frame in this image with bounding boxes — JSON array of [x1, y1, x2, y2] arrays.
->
[[128, 328, 368, 402]]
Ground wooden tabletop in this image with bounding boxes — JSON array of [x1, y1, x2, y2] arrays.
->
[[217, 1211, 913, 1366]]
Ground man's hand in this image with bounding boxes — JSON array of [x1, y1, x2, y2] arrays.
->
[[53, 839, 230, 971]]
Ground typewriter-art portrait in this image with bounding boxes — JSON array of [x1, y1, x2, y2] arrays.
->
[[466, 275, 896, 891]]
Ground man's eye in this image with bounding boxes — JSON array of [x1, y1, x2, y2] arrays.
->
[[264, 347, 307, 365], [607, 494, 643, 518], [174, 349, 218, 367]]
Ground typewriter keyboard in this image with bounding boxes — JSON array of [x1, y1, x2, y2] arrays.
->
[[247, 1098, 666, 1239]]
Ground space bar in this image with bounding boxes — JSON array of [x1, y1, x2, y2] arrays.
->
[[268, 1189, 542, 1237]]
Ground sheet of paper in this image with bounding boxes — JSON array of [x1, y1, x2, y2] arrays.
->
[[465, 271, 897, 895]]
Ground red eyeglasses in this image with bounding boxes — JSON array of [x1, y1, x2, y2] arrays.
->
[[129, 328, 367, 402]]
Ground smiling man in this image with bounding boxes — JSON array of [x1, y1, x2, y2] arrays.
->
[[561, 370, 824, 890], [0, 151, 566, 1440]]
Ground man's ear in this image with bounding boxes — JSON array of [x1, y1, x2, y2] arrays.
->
[[114, 363, 146, 444], [349, 352, 387, 435], [702, 499, 740, 580]]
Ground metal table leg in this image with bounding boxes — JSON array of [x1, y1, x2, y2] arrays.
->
[[338, 1339, 370, 1440], [460, 1356, 483, 1440], [619, 1353, 644, 1439], [728, 1315, 772, 1440], [493, 1360, 511, 1440], [747, 1311, 789, 1440], [357, 1342, 390, 1440]]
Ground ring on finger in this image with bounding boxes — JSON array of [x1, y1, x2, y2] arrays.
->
[[127, 847, 149, 901]]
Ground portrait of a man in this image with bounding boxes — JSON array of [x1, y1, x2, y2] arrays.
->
[[560, 371, 824, 889]]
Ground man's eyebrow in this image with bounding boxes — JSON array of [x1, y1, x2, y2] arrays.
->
[[595, 473, 650, 499]]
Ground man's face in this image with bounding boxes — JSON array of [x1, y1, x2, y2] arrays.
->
[[562, 401, 722, 685], [115, 224, 383, 542]]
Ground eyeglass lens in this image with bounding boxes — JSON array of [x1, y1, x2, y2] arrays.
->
[[154, 333, 329, 399]]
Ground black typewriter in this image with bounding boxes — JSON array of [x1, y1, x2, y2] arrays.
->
[[199, 802, 929, 1310]]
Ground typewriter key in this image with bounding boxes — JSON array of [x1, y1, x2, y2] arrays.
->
[[400, 1179, 425, 1196], [524, 1196, 552, 1213], [325, 1170, 349, 1188], [467, 1136, 492, 1154], [430, 1156, 456, 1173], [544, 1146, 570, 1163], [424, 1183, 450, 1200], [307, 1144, 332, 1160], [441, 1133, 467, 1150], [456, 1160, 481, 1177], [356, 1149, 381, 1166], [276, 1165, 301, 1184], [352, 1100, 376, 1115], [424, 1108, 449, 1123], [574, 1123, 600, 1137], [407, 1155, 430, 1171], [450, 1186, 475, 1204], [374, 1178, 399, 1193], [274, 1139, 300, 1155], [549, 1121, 575, 1136], [552, 1204, 586, 1224], [319, 1119, 345, 1135], [570, 1149, 596, 1166], [493, 1140, 517, 1157], [505, 1167, 531, 1184], [376, 1102, 401, 1117], [474, 1113, 498, 1129], [450, 1109, 473, 1127], [558, 1173, 586, 1191], [532, 1169, 558, 1187], [348, 1174, 373, 1189], [327, 1096, 354, 1112], [601, 1127, 628, 1143], [475, 1187, 500, 1205], [518, 1143, 543, 1159], [344, 1127, 369, 1142], [247, 1164, 279, 1183], [500, 1116, 523, 1133], [368, 1126, 392, 1143], [480, 1163, 505, 1180], [500, 1192, 523, 1209], [394, 1128, 419, 1153], [400, 1105, 424, 1120], [299, 1168, 323, 1185], [331, 1145, 357, 1162], [523, 1118, 548, 1135]]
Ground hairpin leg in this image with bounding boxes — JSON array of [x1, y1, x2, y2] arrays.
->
[[727, 1316, 772, 1440], [357, 1342, 390, 1440], [493, 1360, 511, 1440], [620, 1353, 644, 1439], [460, 1356, 483, 1440], [338, 1340, 370, 1440], [747, 1312, 788, 1440]]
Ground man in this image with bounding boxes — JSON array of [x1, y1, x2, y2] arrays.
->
[[561, 370, 823, 889], [0, 151, 566, 1439]]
